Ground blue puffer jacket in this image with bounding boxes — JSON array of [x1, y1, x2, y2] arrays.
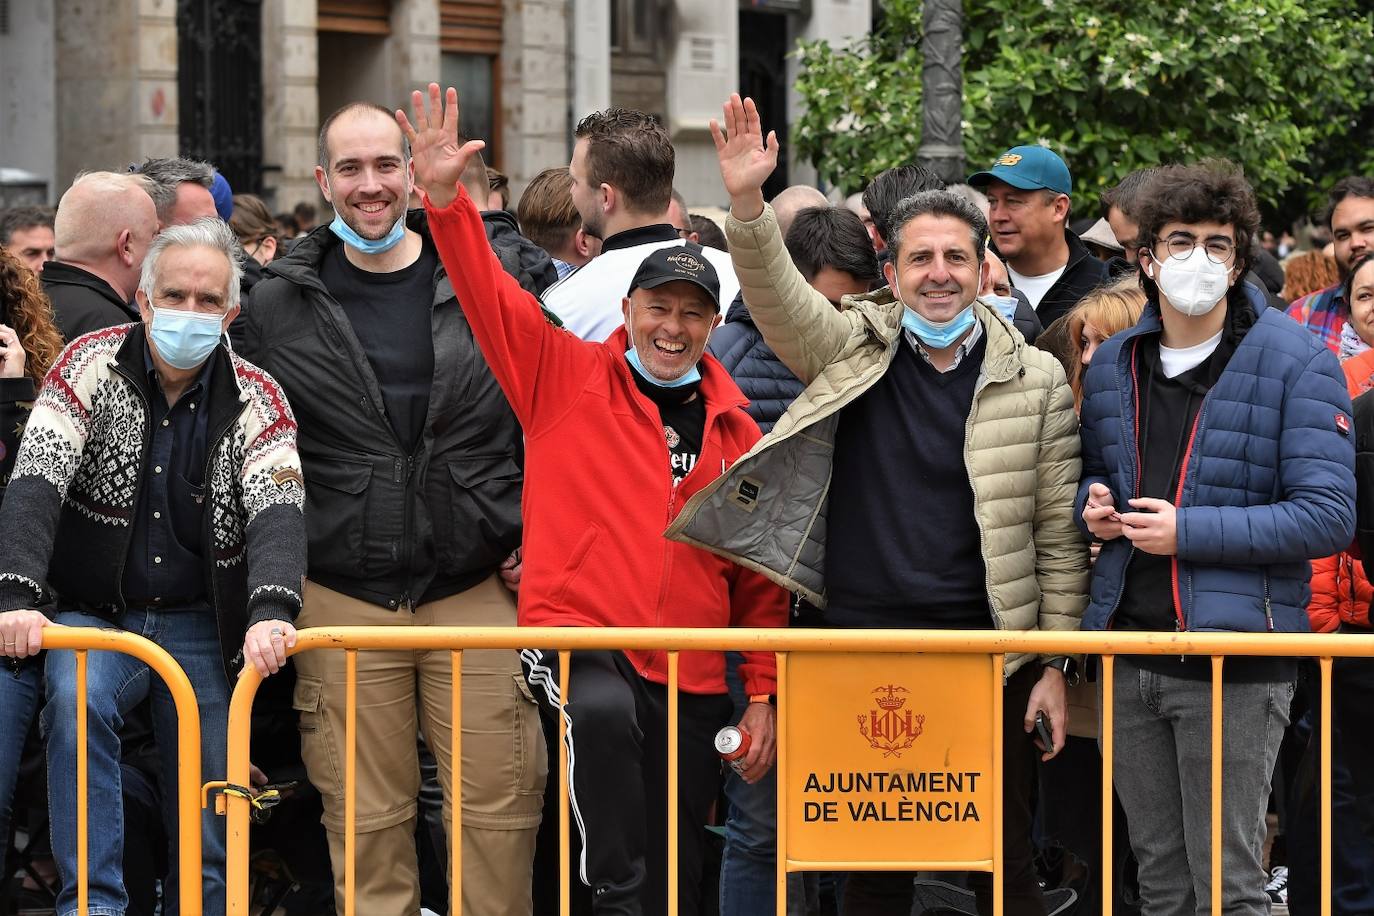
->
[[707, 294, 805, 433], [1076, 297, 1356, 633]]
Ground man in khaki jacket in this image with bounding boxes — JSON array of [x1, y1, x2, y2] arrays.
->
[[668, 95, 1089, 916]]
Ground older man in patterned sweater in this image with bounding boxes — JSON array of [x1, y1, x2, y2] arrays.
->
[[0, 218, 306, 916]]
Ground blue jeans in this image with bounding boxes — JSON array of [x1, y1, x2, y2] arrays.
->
[[0, 656, 42, 866], [720, 651, 816, 916], [42, 606, 230, 916]]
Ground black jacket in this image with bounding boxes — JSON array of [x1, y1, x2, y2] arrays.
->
[[237, 210, 524, 610], [42, 261, 139, 342], [708, 295, 806, 433], [998, 230, 1108, 328], [1009, 291, 1043, 344], [1356, 388, 1374, 580], [0, 377, 35, 498], [482, 209, 560, 297]]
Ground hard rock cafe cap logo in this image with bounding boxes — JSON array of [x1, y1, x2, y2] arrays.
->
[[858, 684, 925, 758], [627, 242, 722, 310]]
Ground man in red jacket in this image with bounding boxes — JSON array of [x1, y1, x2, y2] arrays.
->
[[398, 84, 787, 916]]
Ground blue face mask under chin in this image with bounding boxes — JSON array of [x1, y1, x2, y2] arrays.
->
[[894, 277, 977, 348], [329, 212, 405, 254], [625, 345, 702, 388]]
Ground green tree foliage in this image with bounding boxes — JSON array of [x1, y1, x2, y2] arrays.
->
[[793, 0, 1374, 221]]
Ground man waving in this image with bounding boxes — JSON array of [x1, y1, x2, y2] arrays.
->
[[399, 85, 787, 916]]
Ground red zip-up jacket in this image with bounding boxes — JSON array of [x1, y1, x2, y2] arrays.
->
[[1308, 348, 1374, 632], [425, 188, 788, 696]]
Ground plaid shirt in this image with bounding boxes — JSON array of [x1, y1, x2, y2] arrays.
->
[[1286, 283, 1347, 354]]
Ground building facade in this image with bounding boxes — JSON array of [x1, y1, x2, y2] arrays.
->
[[0, 0, 870, 211]]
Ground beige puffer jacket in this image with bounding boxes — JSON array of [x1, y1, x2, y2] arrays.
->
[[665, 204, 1089, 676]]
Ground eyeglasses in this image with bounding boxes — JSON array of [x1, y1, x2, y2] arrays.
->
[[675, 227, 692, 239], [1157, 233, 1236, 265]]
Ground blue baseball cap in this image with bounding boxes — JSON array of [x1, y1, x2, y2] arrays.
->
[[968, 145, 1072, 195]]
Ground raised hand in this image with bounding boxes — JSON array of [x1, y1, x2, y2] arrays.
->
[[396, 83, 488, 210], [709, 94, 779, 222]]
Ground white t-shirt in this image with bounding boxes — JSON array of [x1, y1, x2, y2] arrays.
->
[[1159, 330, 1223, 379], [543, 233, 741, 341], [1007, 264, 1066, 310]]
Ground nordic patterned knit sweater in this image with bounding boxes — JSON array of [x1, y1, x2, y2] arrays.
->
[[0, 322, 307, 678]]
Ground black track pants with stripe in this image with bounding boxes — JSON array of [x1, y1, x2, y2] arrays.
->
[[522, 648, 732, 916]]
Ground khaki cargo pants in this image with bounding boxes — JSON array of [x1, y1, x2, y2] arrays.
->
[[294, 575, 547, 916]]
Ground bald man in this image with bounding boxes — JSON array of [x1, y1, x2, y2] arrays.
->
[[770, 184, 828, 237], [44, 172, 159, 341]]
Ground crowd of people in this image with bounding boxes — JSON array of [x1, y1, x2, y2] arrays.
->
[[0, 77, 1370, 916]]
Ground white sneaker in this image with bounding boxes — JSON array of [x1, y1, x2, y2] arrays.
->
[[1265, 865, 1289, 914]]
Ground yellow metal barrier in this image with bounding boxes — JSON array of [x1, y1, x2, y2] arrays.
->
[[222, 626, 1370, 916], [40, 626, 204, 916]]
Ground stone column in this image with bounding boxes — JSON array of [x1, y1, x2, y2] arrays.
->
[[918, 0, 964, 185], [0, 0, 57, 198], [572, 0, 611, 121], [501, 0, 574, 196], [259, 0, 320, 210], [389, 0, 441, 110], [665, 0, 738, 205], [54, 0, 177, 187], [787, 0, 873, 190]]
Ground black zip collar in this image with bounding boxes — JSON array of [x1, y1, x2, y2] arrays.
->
[[601, 224, 680, 253]]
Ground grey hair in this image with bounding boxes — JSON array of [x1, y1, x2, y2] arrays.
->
[[138, 217, 244, 312], [131, 157, 216, 224], [888, 190, 989, 262]]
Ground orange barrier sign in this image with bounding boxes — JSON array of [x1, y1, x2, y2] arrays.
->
[[783, 653, 998, 869]]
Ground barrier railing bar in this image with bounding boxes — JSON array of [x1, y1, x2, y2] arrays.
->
[[1321, 656, 1333, 916], [559, 649, 571, 916], [1210, 656, 1224, 916], [223, 660, 255, 915], [1100, 654, 1115, 916], [344, 648, 357, 916], [667, 650, 680, 916], [41, 628, 203, 916], [776, 650, 788, 916], [992, 654, 1004, 916], [77, 649, 88, 916], [451, 648, 463, 916], [270, 627, 1374, 656], [218, 628, 1374, 916]]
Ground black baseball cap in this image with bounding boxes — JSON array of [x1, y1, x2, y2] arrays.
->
[[627, 243, 722, 310]]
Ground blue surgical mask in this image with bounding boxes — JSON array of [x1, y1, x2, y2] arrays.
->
[[625, 347, 701, 388], [150, 306, 224, 370], [985, 294, 1019, 321], [329, 212, 405, 254], [893, 276, 977, 348]]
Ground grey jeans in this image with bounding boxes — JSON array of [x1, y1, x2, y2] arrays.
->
[[1105, 657, 1294, 916]]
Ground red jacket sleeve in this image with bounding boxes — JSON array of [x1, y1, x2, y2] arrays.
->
[[1308, 553, 1341, 633], [727, 564, 789, 696], [424, 189, 597, 432]]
